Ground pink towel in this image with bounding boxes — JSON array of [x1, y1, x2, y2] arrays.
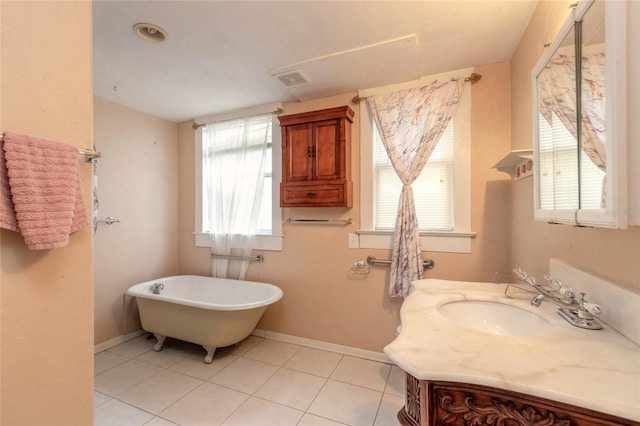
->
[[0, 132, 88, 250], [0, 139, 19, 232]]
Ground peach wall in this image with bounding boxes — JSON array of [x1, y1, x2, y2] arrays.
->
[[510, 1, 640, 291], [0, 2, 93, 425], [1, 2, 3, 416], [93, 97, 179, 344], [178, 63, 513, 352]]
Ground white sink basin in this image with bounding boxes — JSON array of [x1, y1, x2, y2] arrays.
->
[[439, 300, 552, 336]]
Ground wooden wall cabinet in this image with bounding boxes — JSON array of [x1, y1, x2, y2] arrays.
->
[[279, 106, 354, 207], [399, 374, 638, 426]]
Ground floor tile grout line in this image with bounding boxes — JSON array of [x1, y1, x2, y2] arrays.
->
[[155, 379, 241, 425], [98, 350, 399, 401], [216, 391, 275, 426], [273, 364, 339, 381], [99, 344, 208, 404], [244, 393, 307, 415], [95, 364, 164, 399], [234, 343, 346, 424], [96, 335, 404, 426], [97, 395, 162, 420], [241, 338, 303, 368], [327, 353, 345, 378], [302, 372, 333, 421], [97, 337, 399, 394], [141, 415, 178, 426], [94, 351, 142, 376], [370, 374, 390, 426], [296, 412, 348, 426]]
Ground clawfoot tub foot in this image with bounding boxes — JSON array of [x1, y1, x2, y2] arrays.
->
[[153, 334, 166, 352], [203, 346, 217, 364]]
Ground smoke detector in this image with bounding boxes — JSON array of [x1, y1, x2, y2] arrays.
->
[[274, 70, 310, 87], [133, 23, 168, 43]]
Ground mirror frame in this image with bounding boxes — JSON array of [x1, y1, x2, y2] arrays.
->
[[532, 0, 627, 229]]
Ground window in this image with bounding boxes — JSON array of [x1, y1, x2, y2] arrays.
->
[[373, 120, 454, 231], [359, 70, 474, 253], [194, 104, 283, 251], [201, 116, 272, 234]]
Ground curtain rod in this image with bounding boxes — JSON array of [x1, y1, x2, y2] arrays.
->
[[350, 72, 482, 105], [192, 107, 284, 130]]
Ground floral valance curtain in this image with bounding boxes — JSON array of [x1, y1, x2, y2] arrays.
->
[[202, 114, 270, 279], [367, 79, 463, 298]]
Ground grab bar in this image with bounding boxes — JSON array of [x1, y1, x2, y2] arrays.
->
[[287, 218, 352, 225], [366, 255, 435, 270], [211, 253, 264, 263]]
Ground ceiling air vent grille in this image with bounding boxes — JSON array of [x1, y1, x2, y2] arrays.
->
[[275, 70, 310, 87]]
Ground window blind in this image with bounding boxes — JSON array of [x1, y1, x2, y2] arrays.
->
[[538, 112, 604, 210], [373, 120, 454, 231]]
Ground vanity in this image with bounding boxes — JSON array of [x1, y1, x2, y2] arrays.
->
[[384, 279, 640, 426]]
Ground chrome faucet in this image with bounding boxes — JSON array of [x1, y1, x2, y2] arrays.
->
[[504, 268, 603, 330], [149, 283, 164, 294], [530, 294, 544, 307]]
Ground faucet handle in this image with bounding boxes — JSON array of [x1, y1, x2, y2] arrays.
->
[[577, 292, 602, 318], [583, 302, 602, 315]]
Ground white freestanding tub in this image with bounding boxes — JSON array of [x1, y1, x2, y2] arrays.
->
[[126, 275, 283, 363]]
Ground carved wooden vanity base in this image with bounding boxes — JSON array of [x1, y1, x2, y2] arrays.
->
[[398, 374, 639, 426]]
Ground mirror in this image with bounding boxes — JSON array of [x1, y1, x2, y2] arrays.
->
[[536, 21, 578, 210], [579, 0, 606, 209], [533, 0, 627, 228]]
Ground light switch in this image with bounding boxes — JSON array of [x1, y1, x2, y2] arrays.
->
[[348, 232, 359, 249]]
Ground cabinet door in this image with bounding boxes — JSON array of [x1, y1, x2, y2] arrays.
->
[[314, 119, 341, 180], [284, 123, 313, 182]]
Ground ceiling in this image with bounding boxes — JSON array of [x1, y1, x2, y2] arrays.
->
[[93, 1, 539, 123]]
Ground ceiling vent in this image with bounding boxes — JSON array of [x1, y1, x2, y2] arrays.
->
[[274, 70, 310, 87], [133, 23, 168, 43]]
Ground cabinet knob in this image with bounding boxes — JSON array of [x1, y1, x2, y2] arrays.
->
[[306, 192, 318, 197]]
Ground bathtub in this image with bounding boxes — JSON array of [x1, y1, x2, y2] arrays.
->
[[126, 275, 283, 363]]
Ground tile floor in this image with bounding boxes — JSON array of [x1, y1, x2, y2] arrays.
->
[[94, 334, 406, 426]]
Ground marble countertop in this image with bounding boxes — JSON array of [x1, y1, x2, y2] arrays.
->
[[384, 279, 640, 422]]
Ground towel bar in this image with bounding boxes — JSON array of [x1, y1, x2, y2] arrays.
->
[[211, 253, 264, 263], [367, 255, 435, 270], [0, 136, 101, 162], [78, 148, 102, 162], [287, 218, 352, 225], [97, 216, 120, 225]]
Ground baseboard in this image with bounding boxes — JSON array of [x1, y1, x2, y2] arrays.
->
[[96, 328, 392, 364], [94, 329, 146, 354], [252, 329, 392, 364]]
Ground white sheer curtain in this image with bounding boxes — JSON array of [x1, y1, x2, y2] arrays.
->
[[367, 79, 463, 297], [202, 114, 270, 279]]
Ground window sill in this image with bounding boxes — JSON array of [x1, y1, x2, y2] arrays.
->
[[356, 230, 475, 253], [194, 233, 283, 251]]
